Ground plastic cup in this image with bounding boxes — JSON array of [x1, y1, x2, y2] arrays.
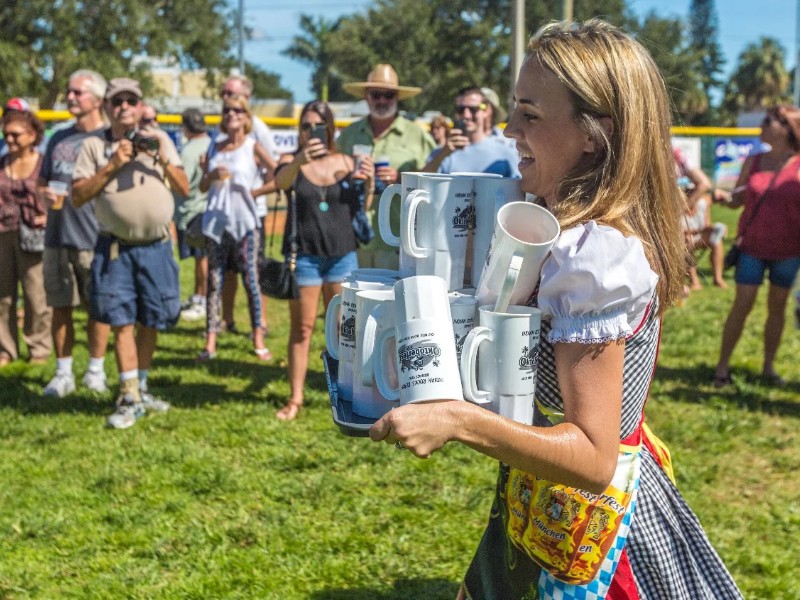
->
[[48, 180, 68, 210]]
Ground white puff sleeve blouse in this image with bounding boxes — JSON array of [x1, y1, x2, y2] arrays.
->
[[537, 221, 658, 344]]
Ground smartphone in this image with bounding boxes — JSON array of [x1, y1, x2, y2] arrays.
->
[[453, 118, 468, 132], [310, 123, 328, 149]]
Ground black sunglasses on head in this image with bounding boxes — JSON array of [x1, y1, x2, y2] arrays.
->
[[368, 90, 397, 101], [111, 96, 139, 107], [222, 106, 246, 115]]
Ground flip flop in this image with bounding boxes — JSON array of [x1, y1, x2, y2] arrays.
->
[[254, 347, 272, 362], [276, 403, 301, 421], [195, 350, 217, 363]]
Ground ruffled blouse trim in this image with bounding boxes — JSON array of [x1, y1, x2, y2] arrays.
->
[[547, 309, 632, 344]]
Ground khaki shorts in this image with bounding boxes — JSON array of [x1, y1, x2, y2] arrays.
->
[[43, 247, 94, 308]]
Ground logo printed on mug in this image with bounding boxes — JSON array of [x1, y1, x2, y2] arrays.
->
[[452, 205, 474, 233], [518, 344, 539, 372], [340, 316, 356, 342], [398, 341, 441, 372]]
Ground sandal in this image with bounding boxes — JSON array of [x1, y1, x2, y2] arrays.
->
[[713, 371, 733, 388], [276, 402, 301, 421], [254, 347, 272, 362], [0, 353, 11, 368], [195, 350, 217, 363]]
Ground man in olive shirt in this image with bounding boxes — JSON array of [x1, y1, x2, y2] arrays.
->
[[337, 64, 435, 269], [72, 78, 189, 429]]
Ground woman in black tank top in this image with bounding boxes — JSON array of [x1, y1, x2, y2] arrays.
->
[[273, 101, 374, 421]]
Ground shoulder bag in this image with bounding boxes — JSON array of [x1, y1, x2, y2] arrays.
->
[[351, 178, 374, 245], [259, 190, 299, 300], [724, 159, 785, 270]]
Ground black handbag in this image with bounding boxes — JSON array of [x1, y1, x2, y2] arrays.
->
[[259, 190, 299, 300], [351, 179, 374, 245], [724, 161, 784, 271]]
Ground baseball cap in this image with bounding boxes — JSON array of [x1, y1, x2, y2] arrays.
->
[[104, 77, 143, 101], [4, 97, 31, 112], [182, 108, 207, 134]]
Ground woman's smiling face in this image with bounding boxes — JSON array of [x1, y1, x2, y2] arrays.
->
[[504, 58, 595, 207]]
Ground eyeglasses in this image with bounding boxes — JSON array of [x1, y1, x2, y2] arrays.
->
[[222, 106, 246, 115], [141, 118, 155, 125], [300, 122, 325, 132], [2, 130, 29, 139], [66, 88, 88, 97], [111, 96, 139, 107], [763, 114, 788, 127], [455, 103, 487, 115], [367, 90, 398, 101]]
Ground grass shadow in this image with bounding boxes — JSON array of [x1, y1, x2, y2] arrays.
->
[[653, 363, 800, 418], [311, 578, 460, 600]]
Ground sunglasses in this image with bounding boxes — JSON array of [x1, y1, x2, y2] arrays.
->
[[455, 103, 487, 115], [111, 96, 140, 107], [367, 90, 398, 101], [300, 122, 325, 132], [222, 106, 246, 115], [66, 88, 88, 97], [763, 114, 788, 127], [2, 130, 28, 139]]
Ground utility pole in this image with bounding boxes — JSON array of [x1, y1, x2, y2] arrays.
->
[[794, 0, 800, 106], [238, 0, 245, 75], [510, 0, 525, 117], [562, 0, 573, 21]]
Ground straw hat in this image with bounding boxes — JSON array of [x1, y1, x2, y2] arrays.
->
[[343, 64, 422, 100]]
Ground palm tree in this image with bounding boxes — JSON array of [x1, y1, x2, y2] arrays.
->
[[723, 37, 790, 114], [281, 14, 342, 102]]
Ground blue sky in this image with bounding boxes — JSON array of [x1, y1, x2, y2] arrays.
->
[[241, 0, 797, 102]]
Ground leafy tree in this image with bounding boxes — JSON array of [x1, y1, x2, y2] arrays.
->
[[721, 37, 791, 119], [281, 15, 343, 102], [0, 0, 286, 108], [246, 62, 293, 100], [687, 0, 725, 124]]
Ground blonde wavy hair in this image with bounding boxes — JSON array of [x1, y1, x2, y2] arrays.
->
[[220, 94, 253, 135], [528, 19, 686, 312]]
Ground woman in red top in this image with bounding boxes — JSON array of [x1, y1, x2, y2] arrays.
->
[[0, 109, 51, 366], [713, 105, 800, 387]]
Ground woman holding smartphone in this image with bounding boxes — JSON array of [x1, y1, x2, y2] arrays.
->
[[274, 100, 373, 421]]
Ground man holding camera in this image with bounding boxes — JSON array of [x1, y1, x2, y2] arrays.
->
[[422, 87, 520, 177], [72, 78, 189, 429]]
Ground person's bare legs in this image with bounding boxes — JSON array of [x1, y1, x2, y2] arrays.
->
[[763, 283, 791, 379], [114, 324, 138, 374], [688, 265, 702, 291], [88, 319, 110, 359], [278, 284, 322, 420], [135, 325, 158, 371], [51, 306, 74, 358], [705, 235, 728, 288], [715, 283, 759, 381], [195, 255, 208, 298]]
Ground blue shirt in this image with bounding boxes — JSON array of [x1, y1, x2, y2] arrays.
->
[[436, 136, 521, 178]]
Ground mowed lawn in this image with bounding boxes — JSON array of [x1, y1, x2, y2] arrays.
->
[[1, 205, 798, 599]]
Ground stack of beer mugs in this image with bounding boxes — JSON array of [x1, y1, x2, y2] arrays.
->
[[326, 173, 560, 426]]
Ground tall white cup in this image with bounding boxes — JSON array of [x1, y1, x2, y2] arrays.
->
[[378, 172, 429, 277], [475, 202, 560, 308], [354, 289, 397, 418], [460, 305, 542, 424], [325, 280, 392, 401], [402, 174, 473, 291], [374, 276, 464, 404], [472, 178, 524, 286], [449, 291, 477, 366]]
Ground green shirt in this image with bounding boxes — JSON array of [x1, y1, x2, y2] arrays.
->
[[337, 115, 436, 255], [174, 135, 211, 230]]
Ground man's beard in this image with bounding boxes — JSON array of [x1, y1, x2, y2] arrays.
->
[[370, 104, 396, 120]]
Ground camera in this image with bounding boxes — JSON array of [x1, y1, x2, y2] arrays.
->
[[124, 129, 159, 153], [453, 118, 468, 132]]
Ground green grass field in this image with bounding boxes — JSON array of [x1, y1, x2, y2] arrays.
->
[[1, 206, 798, 599]]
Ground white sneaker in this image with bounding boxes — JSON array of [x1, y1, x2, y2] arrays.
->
[[180, 302, 206, 321], [82, 369, 108, 393], [141, 390, 171, 413], [43, 372, 76, 398]]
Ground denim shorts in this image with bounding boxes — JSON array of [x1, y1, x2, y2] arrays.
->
[[176, 218, 206, 261], [90, 236, 181, 329], [293, 252, 358, 287], [735, 251, 800, 288]]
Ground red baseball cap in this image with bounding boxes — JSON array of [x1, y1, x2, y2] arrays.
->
[[4, 97, 31, 112]]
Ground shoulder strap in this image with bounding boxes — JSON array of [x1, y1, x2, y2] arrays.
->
[[267, 190, 298, 258]]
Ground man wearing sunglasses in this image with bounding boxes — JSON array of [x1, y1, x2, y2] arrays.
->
[[338, 63, 436, 269], [72, 77, 189, 429], [38, 69, 112, 399], [423, 87, 520, 178]]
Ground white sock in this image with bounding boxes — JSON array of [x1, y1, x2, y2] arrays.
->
[[119, 369, 138, 382], [88, 356, 105, 373], [138, 369, 149, 392], [56, 357, 73, 375]]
